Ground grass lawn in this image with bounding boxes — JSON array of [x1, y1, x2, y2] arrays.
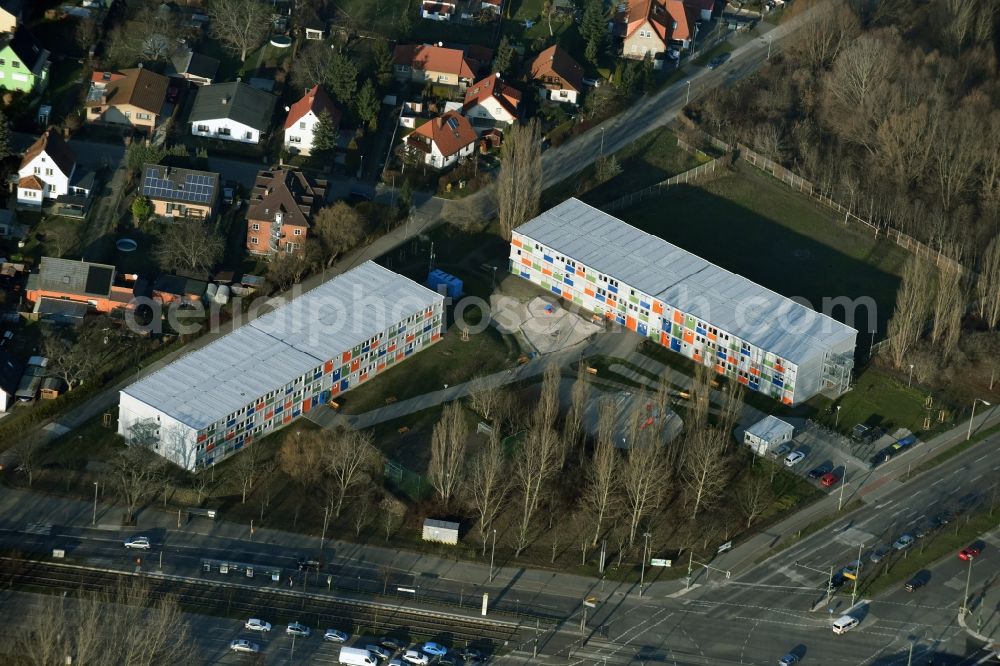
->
[[198, 37, 244, 82], [20, 213, 83, 263], [542, 126, 709, 209], [41, 60, 84, 124], [619, 165, 908, 335], [409, 20, 497, 47], [809, 367, 935, 437], [339, 317, 512, 415]]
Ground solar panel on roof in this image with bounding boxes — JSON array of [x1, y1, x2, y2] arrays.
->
[[447, 117, 459, 130]]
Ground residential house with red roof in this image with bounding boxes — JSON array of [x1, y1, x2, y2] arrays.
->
[[529, 45, 585, 105], [620, 0, 700, 61], [84, 68, 169, 133], [406, 111, 477, 169], [393, 44, 480, 87], [283, 85, 341, 156], [462, 73, 521, 127], [421, 0, 456, 21], [16, 128, 75, 206], [245, 168, 327, 257]]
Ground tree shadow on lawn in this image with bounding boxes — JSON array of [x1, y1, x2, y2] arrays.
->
[[620, 184, 902, 337]]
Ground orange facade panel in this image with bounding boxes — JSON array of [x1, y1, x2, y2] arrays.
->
[[651, 301, 663, 315]]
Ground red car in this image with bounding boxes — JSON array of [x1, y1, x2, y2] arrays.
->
[[959, 545, 981, 561], [820, 472, 841, 487]]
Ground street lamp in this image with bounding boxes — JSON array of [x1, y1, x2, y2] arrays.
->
[[685, 80, 691, 105], [835, 405, 841, 428], [765, 35, 772, 60], [794, 560, 835, 607], [907, 364, 914, 387], [489, 528, 497, 583], [967, 398, 991, 441], [92, 482, 99, 525], [599, 127, 606, 157], [961, 555, 974, 616], [838, 461, 848, 511], [850, 542, 864, 608], [639, 532, 651, 597]]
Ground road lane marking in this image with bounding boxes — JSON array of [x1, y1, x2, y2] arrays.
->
[[932, 479, 946, 486]]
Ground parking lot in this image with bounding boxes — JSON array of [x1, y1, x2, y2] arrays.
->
[[736, 416, 917, 498]]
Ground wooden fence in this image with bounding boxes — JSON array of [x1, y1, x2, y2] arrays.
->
[[736, 142, 968, 275], [603, 155, 728, 213]]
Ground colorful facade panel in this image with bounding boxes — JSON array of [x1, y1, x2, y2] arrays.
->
[[509, 231, 800, 403]]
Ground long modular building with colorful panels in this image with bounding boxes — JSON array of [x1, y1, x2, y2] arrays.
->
[[117, 261, 444, 471], [510, 199, 857, 405]]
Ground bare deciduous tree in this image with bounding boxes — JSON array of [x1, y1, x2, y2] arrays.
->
[[154, 217, 223, 275], [930, 261, 965, 358], [231, 443, 260, 504], [585, 397, 619, 546], [736, 473, 772, 527], [207, 0, 270, 62], [464, 429, 509, 554], [682, 428, 729, 520], [428, 402, 467, 508], [496, 119, 542, 239], [620, 405, 667, 546], [565, 363, 591, 462], [110, 437, 162, 524], [977, 235, 1000, 328], [17, 578, 196, 666], [10, 437, 41, 487], [467, 377, 512, 430], [312, 202, 369, 266], [931, 105, 982, 212], [381, 495, 406, 543], [887, 257, 935, 368], [788, 0, 860, 71], [324, 430, 379, 517], [279, 431, 326, 525], [512, 424, 562, 556]]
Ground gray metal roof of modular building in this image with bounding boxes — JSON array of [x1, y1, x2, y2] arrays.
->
[[120, 262, 443, 430], [515, 199, 857, 364], [745, 415, 794, 441]]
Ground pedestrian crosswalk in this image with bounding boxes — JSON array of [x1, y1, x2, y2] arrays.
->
[[24, 522, 52, 535]]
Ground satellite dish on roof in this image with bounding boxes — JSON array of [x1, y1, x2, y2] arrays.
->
[[284, 106, 290, 112]]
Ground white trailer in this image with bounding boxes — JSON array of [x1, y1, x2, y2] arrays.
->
[[743, 415, 794, 455]]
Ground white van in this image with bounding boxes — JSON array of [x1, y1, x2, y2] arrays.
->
[[339, 646, 378, 665], [832, 614, 859, 634]]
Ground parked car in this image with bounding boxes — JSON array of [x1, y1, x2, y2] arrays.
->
[[245, 618, 272, 632], [229, 639, 259, 654], [808, 464, 831, 479], [820, 472, 840, 487], [893, 534, 915, 551], [667, 47, 680, 60], [367, 645, 392, 660], [772, 443, 793, 458], [286, 622, 310, 637], [869, 546, 889, 563], [421, 642, 449, 657], [123, 536, 151, 550], [437, 657, 460, 666], [324, 629, 349, 642], [297, 556, 321, 570], [380, 637, 407, 651], [934, 511, 952, 526], [959, 545, 982, 561], [402, 650, 429, 665], [461, 648, 486, 662], [914, 523, 932, 539], [784, 451, 806, 467], [708, 52, 732, 69], [779, 653, 799, 666]]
